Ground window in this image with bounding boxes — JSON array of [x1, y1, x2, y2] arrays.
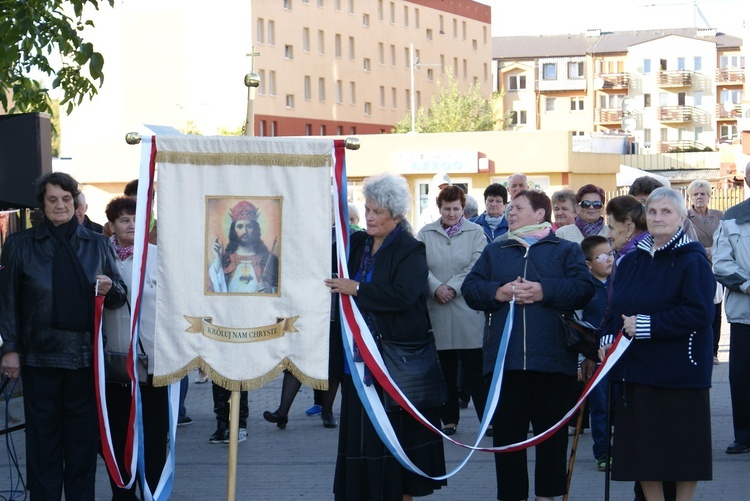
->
[[694, 126, 703, 141], [305, 124, 312, 136], [509, 110, 527, 125], [318, 77, 325, 101], [403, 6, 408, 26], [269, 71, 277, 95], [427, 68, 433, 81], [378, 43, 384, 64], [334, 0, 341, 10], [570, 97, 584, 111], [509, 75, 526, 91], [284, 45, 293, 59], [484, 63, 488, 82], [483, 26, 487, 44], [347, 0, 353, 14], [377, 0, 383, 20], [350, 126, 357, 134], [267, 21, 275, 45], [472, 39, 477, 51], [440, 54, 445, 74], [694, 91, 703, 106], [256, 18, 264, 43], [543, 63, 557, 80], [644, 93, 651, 108], [364, 102, 372, 115], [259, 120, 266, 136], [286, 94, 295, 108], [363, 13, 370, 26], [720, 124, 737, 140], [644, 128, 651, 146], [363, 58, 371, 71], [390, 45, 396, 66], [302, 28, 310, 51], [335, 34, 341, 57], [319, 125, 326, 135], [317, 0, 324, 6], [348, 37, 355, 60], [546, 97, 556, 112], [462, 21, 467, 40], [258, 70, 266, 94], [337, 126, 343, 135], [389, 2, 395, 23], [416, 91, 421, 109], [568, 61, 584, 79], [453, 57, 458, 75], [336, 80, 343, 103], [406, 89, 411, 111], [463, 59, 467, 78], [452, 18, 457, 38], [677, 57, 685, 70], [391, 87, 397, 108], [426, 28, 432, 41], [694, 56, 702, 71], [659, 92, 668, 107], [317, 30, 325, 54], [660, 59, 667, 71], [379, 86, 385, 107], [439, 15, 444, 34], [643, 59, 651, 74], [349, 82, 356, 104], [284, 0, 292, 10], [304, 76, 311, 100]]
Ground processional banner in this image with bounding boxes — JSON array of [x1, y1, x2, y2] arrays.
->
[[151, 136, 334, 390]]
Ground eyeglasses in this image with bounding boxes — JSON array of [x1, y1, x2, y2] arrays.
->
[[579, 200, 603, 210], [594, 251, 615, 263]]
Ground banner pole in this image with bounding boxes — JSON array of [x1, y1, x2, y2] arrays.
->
[[226, 390, 241, 501]]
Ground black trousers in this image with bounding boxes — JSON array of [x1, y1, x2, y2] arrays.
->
[[212, 383, 249, 429], [106, 380, 169, 500], [729, 322, 750, 445], [22, 366, 99, 500], [492, 370, 574, 501], [437, 348, 487, 426]]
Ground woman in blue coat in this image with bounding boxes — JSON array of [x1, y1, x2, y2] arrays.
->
[[462, 189, 594, 501]]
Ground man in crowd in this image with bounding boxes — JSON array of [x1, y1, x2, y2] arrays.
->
[[713, 162, 750, 455], [75, 192, 103, 233]]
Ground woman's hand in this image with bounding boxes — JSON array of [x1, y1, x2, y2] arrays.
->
[[434, 284, 455, 305], [621, 314, 637, 338], [494, 279, 519, 303], [325, 277, 359, 296], [513, 278, 543, 305], [96, 275, 113, 295], [1, 352, 20, 380]]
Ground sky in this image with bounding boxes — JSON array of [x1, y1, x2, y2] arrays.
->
[[477, 0, 747, 36]]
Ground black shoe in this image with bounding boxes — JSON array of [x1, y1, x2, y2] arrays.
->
[[209, 429, 228, 444], [322, 413, 338, 428], [263, 410, 288, 429], [726, 442, 750, 454], [441, 425, 457, 436]]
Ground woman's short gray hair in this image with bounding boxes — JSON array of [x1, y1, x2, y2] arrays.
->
[[687, 179, 711, 197], [551, 189, 576, 207], [362, 173, 411, 219], [645, 187, 687, 218]]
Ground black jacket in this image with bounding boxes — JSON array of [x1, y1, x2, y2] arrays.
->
[[348, 230, 431, 344], [0, 222, 126, 369]]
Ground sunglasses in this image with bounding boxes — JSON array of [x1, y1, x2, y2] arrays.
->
[[593, 251, 615, 263], [579, 200, 603, 209]]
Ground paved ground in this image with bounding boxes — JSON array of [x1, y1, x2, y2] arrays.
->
[[1, 321, 748, 500]]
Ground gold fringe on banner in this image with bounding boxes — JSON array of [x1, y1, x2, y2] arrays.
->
[[152, 357, 328, 391], [155, 151, 332, 168]]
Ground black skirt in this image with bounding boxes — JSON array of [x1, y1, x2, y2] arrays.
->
[[612, 383, 712, 481], [333, 375, 447, 500]]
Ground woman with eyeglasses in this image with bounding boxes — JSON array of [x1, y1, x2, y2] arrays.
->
[[555, 185, 609, 244]]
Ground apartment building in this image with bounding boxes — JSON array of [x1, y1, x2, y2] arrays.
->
[[252, 0, 492, 136], [493, 28, 744, 154]]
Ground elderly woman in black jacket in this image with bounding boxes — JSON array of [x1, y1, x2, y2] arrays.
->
[[326, 173, 446, 501], [0, 172, 126, 499], [462, 189, 594, 501]]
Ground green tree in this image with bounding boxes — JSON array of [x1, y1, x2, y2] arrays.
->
[[392, 73, 498, 133], [1, 0, 114, 115]]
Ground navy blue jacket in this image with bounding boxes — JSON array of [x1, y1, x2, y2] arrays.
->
[[471, 212, 509, 244], [600, 231, 714, 389], [462, 233, 595, 377]]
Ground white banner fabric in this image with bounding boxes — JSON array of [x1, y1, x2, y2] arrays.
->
[[152, 136, 333, 390]]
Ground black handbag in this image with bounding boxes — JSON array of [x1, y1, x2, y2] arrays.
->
[[379, 334, 448, 412], [560, 311, 600, 362], [104, 336, 149, 385]]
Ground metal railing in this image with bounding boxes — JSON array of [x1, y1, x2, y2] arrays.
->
[[657, 106, 693, 123], [656, 70, 692, 87]]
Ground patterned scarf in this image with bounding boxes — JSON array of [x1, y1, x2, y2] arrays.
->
[[484, 214, 504, 232], [352, 224, 404, 385], [508, 222, 553, 247], [574, 215, 604, 237], [111, 234, 134, 261], [441, 215, 466, 237]]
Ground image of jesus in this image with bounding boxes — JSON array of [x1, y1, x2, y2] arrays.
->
[[207, 200, 279, 294]]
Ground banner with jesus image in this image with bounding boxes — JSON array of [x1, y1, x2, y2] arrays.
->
[[151, 136, 334, 390]]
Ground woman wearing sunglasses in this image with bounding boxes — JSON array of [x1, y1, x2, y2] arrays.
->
[[555, 184, 609, 244]]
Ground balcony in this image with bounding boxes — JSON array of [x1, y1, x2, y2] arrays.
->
[[657, 106, 693, 123], [656, 70, 692, 87], [597, 73, 630, 90], [716, 103, 742, 120], [595, 108, 623, 125], [715, 68, 745, 84], [658, 140, 712, 153]]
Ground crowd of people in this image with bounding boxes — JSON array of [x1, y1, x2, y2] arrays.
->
[[1, 165, 746, 501]]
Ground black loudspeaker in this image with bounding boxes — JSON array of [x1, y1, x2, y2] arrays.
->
[[0, 112, 53, 210]]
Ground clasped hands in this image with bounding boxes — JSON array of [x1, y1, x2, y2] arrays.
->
[[494, 276, 543, 305]]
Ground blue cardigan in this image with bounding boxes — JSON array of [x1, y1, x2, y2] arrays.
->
[[462, 233, 595, 377], [600, 230, 715, 389]]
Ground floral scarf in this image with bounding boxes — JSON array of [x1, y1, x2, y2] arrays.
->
[[574, 215, 604, 237], [110, 234, 134, 261], [441, 215, 466, 237]]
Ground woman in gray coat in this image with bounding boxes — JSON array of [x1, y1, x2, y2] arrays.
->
[[417, 185, 487, 436]]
